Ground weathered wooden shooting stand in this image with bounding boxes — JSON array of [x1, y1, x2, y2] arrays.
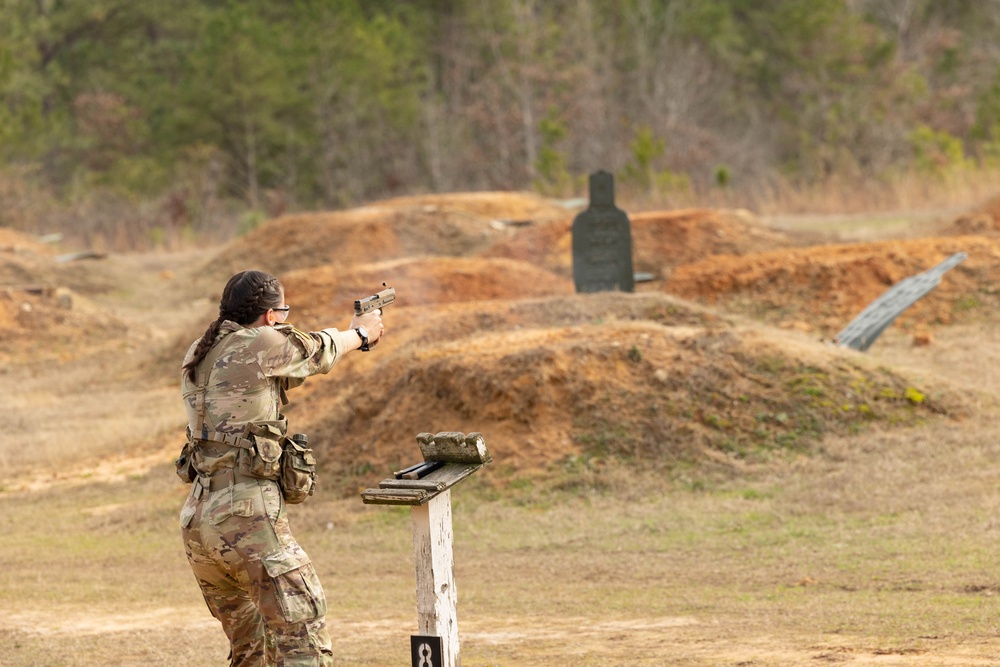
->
[[361, 431, 492, 667]]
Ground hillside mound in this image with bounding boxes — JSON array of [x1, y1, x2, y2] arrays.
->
[[665, 236, 1000, 336], [280, 256, 574, 326], [1, 225, 126, 293], [5, 194, 984, 493], [188, 207, 973, 490], [274, 292, 959, 492], [0, 228, 132, 363], [1, 228, 58, 286], [0, 285, 126, 364], [946, 194, 1000, 235], [481, 208, 801, 279], [375, 191, 572, 223], [0, 227, 57, 255], [204, 192, 572, 280]]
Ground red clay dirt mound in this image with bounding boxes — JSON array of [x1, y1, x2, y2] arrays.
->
[[0, 228, 129, 364], [199, 203, 969, 489], [481, 208, 802, 279], [945, 194, 1000, 235], [665, 236, 1000, 336], [1, 227, 58, 286], [204, 192, 573, 281], [1, 226, 124, 296], [272, 292, 959, 493], [376, 191, 572, 223], [0, 227, 57, 255], [280, 256, 574, 326], [0, 285, 125, 364]]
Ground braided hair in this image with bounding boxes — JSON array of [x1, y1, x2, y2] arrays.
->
[[182, 270, 284, 383]]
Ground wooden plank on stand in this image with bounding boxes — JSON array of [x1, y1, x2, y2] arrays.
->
[[379, 478, 448, 492], [360, 487, 429, 506]]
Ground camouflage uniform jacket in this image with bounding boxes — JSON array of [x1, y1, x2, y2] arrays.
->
[[181, 321, 344, 476]]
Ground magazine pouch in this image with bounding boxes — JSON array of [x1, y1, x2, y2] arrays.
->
[[241, 419, 286, 479], [280, 433, 317, 504]]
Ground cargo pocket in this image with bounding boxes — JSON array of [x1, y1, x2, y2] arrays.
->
[[231, 498, 255, 517], [261, 545, 328, 624]]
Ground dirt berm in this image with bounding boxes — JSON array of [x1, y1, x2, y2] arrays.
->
[[1, 193, 987, 493]]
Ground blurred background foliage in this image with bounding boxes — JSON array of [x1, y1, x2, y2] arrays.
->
[[3, 0, 1000, 249]]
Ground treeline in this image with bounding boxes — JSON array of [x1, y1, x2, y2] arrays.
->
[[3, 0, 1000, 248]]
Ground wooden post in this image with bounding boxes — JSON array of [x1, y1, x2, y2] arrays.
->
[[360, 432, 491, 667], [411, 489, 459, 667]]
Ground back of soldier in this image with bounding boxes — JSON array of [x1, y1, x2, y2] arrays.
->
[[175, 270, 384, 667]]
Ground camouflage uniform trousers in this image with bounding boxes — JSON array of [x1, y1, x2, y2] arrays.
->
[[181, 476, 334, 666]]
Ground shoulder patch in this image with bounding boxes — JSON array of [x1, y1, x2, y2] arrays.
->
[[274, 323, 317, 356]]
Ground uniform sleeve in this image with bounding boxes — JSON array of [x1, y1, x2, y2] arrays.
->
[[249, 325, 345, 380]]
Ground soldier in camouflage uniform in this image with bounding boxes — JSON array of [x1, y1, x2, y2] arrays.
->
[[178, 270, 384, 666]]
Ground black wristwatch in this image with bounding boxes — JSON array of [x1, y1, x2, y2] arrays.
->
[[355, 326, 371, 352]]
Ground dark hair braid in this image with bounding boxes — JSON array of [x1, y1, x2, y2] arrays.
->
[[182, 270, 284, 382]]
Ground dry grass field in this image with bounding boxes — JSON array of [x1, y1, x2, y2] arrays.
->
[[5, 192, 1000, 666]]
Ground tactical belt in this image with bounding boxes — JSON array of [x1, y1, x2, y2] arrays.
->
[[192, 430, 261, 493], [197, 467, 264, 493], [194, 430, 254, 450]]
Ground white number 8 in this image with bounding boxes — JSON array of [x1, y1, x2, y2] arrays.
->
[[417, 642, 434, 667]]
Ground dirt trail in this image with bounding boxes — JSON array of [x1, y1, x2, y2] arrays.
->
[[4, 604, 997, 666]]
